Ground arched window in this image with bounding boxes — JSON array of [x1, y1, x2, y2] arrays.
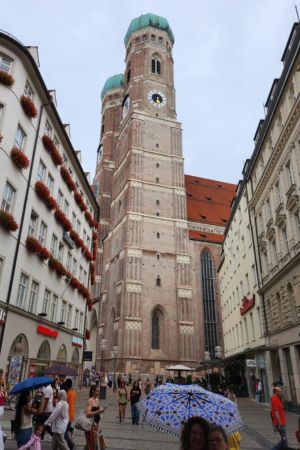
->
[[151, 57, 161, 75], [152, 309, 160, 349], [201, 250, 218, 358], [156, 276, 161, 287]]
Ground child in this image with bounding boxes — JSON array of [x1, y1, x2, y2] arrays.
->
[[18, 424, 43, 450]]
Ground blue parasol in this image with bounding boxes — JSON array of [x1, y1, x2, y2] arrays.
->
[[137, 383, 244, 436], [9, 376, 53, 396]]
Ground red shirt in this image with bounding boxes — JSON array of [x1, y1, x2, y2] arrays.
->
[[271, 394, 286, 426]]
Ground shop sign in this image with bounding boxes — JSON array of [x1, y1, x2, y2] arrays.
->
[[63, 231, 75, 249], [240, 295, 255, 315], [246, 359, 257, 368], [72, 336, 83, 347], [0, 308, 6, 324], [8, 355, 23, 385], [83, 351, 93, 361], [37, 325, 58, 338]]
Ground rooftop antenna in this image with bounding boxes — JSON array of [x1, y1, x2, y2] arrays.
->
[[295, 5, 300, 22]]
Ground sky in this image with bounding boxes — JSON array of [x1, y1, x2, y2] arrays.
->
[[1, 1, 299, 184]]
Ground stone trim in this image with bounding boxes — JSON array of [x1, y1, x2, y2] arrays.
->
[[178, 288, 192, 298], [126, 321, 142, 330], [180, 325, 194, 334]]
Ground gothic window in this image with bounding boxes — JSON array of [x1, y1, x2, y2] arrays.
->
[[156, 232, 160, 239], [126, 62, 131, 83], [158, 37, 163, 44], [156, 276, 161, 287], [151, 57, 161, 75], [156, 177, 159, 183], [152, 309, 160, 349], [201, 250, 218, 358]]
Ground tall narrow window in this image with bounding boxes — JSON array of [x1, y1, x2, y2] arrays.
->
[[57, 190, 63, 208], [38, 221, 47, 246], [0, 54, 13, 73], [286, 161, 294, 187], [44, 120, 52, 137], [151, 57, 161, 75], [16, 273, 29, 308], [2, 182, 15, 212], [50, 234, 58, 257], [37, 160, 46, 182], [50, 294, 58, 322], [156, 276, 161, 287], [152, 309, 160, 349], [42, 288, 51, 315], [201, 250, 218, 358], [28, 280, 39, 313], [24, 81, 34, 99], [46, 173, 54, 193], [14, 125, 26, 150], [29, 210, 38, 236], [60, 300, 66, 323]]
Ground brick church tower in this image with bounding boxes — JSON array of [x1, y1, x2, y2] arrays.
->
[[94, 14, 202, 374]]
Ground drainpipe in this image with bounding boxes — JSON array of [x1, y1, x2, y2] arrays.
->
[[246, 178, 269, 334], [0, 101, 52, 353]]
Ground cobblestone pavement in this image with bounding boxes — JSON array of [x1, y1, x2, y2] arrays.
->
[[1, 387, 299, 449]]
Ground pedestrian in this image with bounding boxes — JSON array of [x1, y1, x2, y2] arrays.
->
[[271, 386, 288, 450], [138, 377, 142, 392], [18, 423, 44, 450], [130, 380, 141, 425], [224, 387, 240, 450], [144, 378, 151, 396], [85, 385, 107, 450], [208, 425, 229, 450], [64, 379, 76, 450], [117, 374, 122, 389], [40, 382, 54, 439], [180, 416, 209, 450], [14, 391, 45, 448], [255, 379, 262, 402], [0, 376, 7, 450], [44, 390, 69, 450], [117, 380, 128, 423]]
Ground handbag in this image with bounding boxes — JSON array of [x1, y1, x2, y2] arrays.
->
[[74, 410, 94, 431], [99, 433, 107, 450]]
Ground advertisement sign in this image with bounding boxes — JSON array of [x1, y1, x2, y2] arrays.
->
[[72, 336, 83, 347], [83, 351, 93, 361], [240, 295, 255, 315], [8, 355, 23, 385], [246, 359, 257, 368], [37, 325, 58, 338]]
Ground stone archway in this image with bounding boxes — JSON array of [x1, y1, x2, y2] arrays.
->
[[7, 333, 29, 383], [57, 344, 67, 363], [36, 340, 51, 376], [71, 348, 80, 366]]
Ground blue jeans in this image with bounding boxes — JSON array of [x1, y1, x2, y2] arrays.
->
[[272, 425, 288, 450], [131, 403, 139, 424], [16, 427, 32, 448]]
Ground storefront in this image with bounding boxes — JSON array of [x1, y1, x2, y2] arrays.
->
[[7, 333, 29, 385]]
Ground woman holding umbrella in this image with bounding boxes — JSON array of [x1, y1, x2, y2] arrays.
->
[[14, 391, 45, 447]]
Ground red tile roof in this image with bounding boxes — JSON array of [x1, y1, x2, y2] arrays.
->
[[185, 174, 236, 243]]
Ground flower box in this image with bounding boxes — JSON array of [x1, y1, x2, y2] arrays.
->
[[60, 166, 76, 192], [35, 181, 50, 200], [48, 255, 67, 277], [25, 235, 49, 260], [10, 147, 30, 169], [0, 209, 18, 232], [20, 95, 38, 118], [42, 135, 63, 166], [84, 249, 93, 262], [84, 211, 94, 228], [70, 276, 81, 290], [0, 70, 14, 87], [45, 195, 57, 211], [74, 191, 87, 211], [78, 284, 89, 299], [69, 229, 84, 249], [90, 263, 96, 285], [92, 231, 98, 241], [54, 208, 72, 231]]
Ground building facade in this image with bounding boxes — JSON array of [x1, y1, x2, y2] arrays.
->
[[94, 14, 236, 375], [0, 31, 98, 381], [219, 23, 300, 410]]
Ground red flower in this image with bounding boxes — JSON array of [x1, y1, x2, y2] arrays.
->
[[0, 70, 14, 87], [35, 181, 50, 200], [60, 166, 76, 192], [70, 276, 81, 290], [90, 263, 96, 285], [25, 236, 49, 260], [84, 211, 94, 228], [42, 135, 63, 166], [92, 231, 98, 241], [0, 209, 18, 232], [48, 255, 67, 277], [54, 208, 72, 231], [10, 147, 30, 169], [45, 195, 57, 211], [84, 249, 93, 262], [20, 95, 38, 118]]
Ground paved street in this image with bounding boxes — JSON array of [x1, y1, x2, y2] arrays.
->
[[1, 387, 299, 449]]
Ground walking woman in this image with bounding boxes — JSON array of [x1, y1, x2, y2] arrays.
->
[[117, 380, 128, 423], [180, 416, 210, 450], [130, 380, 141, 425], [14, 391, 45, 448], [85, 385, 106, 450]]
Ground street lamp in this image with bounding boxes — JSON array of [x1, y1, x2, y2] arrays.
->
[[100, 339, 107, 384], [110, 345, 118, 392]]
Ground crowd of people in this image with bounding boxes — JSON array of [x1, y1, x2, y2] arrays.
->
[[0, 368, 300, 450]]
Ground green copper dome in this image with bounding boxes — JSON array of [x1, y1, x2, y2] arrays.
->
[[101, 74, 125, 100], [124, 13, 175, 46]]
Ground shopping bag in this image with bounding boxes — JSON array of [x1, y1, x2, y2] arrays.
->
[[74, 410, 93, 431]]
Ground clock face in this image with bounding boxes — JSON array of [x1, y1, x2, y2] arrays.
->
[[122, 96, 130, 119], [148, 90, 167, 108]]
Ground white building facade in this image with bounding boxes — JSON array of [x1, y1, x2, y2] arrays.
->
[[0, 31, 98, 382]]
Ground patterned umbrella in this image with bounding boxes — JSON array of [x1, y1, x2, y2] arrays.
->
[[137, 383, 244, 436]]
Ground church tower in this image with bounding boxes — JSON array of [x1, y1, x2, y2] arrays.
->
[[96, 14, 199, 374]]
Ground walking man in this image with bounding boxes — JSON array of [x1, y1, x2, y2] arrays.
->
[[64, 379, 76, 450], [45, 390, 69, 450], [271, 386, 287, 449]]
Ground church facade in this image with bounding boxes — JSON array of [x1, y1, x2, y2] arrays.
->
[[93, 14, 236, 375]]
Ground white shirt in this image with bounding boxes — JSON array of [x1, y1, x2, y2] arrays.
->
[[42, 385, 53, 413], [45, 400, 69, 434]]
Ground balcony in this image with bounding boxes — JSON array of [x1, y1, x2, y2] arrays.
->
[[286, 183, 299, 212]]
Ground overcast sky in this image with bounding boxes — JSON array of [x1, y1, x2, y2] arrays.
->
[[2, 1, 299, 184]]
